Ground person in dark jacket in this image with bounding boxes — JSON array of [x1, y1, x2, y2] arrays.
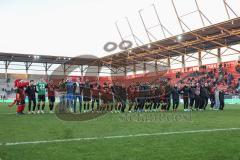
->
[[199, 83, 207, 110], [180, 84, 190, 111], [25, 80, 37, 114], [171, 84, 180, 111], [119, 84, 127, 112], [137, 83, 147, 112], [91, 82, 101, 112], [219, 90, 225, 110], [153, 86, 161, 111], [165, 83, 172, 111], [194, 83, 201, 110], [189, 83, 196, 110], [203, 83, 210, 110]]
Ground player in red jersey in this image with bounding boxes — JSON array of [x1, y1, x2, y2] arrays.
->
[[113, 82, 121, 113], [100, 82, 108, 112], [47, 80, 57, 113], [160, 86, 167, 111], [106, 83, 114, 112]]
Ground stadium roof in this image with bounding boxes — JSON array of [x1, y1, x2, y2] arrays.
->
[[0, 52, 99, 66], [100, 17, 240, 68]]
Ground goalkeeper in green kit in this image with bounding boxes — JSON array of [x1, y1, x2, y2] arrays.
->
[[36, 78, 48, 114]]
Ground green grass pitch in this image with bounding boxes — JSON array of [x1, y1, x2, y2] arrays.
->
[[0, 103, 240, 160]]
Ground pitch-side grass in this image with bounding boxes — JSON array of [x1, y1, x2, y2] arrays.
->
[[0, 103, 239, 160]]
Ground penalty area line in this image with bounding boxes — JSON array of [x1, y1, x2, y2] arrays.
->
[[1, 128, 240, 146]]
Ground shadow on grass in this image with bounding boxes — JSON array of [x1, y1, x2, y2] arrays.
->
[[54, 103, 107, 121]]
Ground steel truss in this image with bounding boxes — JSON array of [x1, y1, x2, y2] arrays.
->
[[101, 0, 240, 73]]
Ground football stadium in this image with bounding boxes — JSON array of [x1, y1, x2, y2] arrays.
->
[[0, 0, 240, 159]]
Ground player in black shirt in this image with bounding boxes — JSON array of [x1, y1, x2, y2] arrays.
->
[[203, 83, 210, 110], [83, 79, 92, 113], [189, 83, 196, 110], [219, 90, 225, 110], [25, 80, 37, 114]]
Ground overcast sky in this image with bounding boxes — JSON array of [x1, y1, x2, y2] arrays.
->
[[0, 0, 239, 58]]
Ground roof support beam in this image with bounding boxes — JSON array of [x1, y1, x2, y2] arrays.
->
[[43, 63, 52, 80], [171, 0, 185, 33], [223, 0, 238, 19], [133, 64, 136, 76], [198, 52, 202, 67], [182, 55, 186, 71], [24, 62, 32, 80], [4, 61, 11, 79], [217, 48, 222, 63]]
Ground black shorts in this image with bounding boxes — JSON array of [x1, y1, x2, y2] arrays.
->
[[107, 98, 114, 104], [83, 97, 91, 102], [101, 97, 108, 104], [48, 96, 55, 103], [128, 98, 135, 103], [28, 97, 36, 101], [92, 96, 99, 101], [114, 96, 121, 103], [38, 95, 46, 102]]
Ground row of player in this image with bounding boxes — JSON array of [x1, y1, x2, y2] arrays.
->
[[16, 77, 226, 114]]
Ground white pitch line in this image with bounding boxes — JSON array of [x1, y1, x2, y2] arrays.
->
[[0, 113, 15, 115], [1, 128, 240, 146]]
